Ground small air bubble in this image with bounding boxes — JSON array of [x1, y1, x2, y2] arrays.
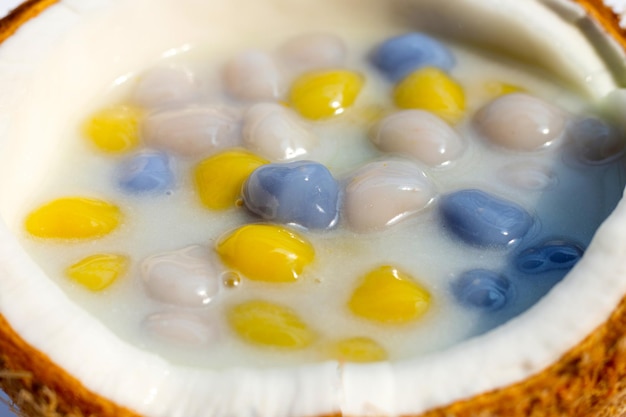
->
[[222, 271, 242, 288]]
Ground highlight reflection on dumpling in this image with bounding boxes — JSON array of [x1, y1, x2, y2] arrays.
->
[[142, 106, 241, 156], [278, 32, 347, 72], [142, 311, 219, 346], [343, 159, 436, 232], [132, 66, 198, 109], [141, 245, 222, 308], [474, 93, 566, 151], [222, 50, 284, 101], [370, 109, 464, 166], [242, 102, 318, 161]]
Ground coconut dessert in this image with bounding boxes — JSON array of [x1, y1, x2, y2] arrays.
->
[[2, 0, 626, 416]]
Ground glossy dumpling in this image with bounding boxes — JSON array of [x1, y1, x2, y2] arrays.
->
[[222, 50, 284, 101], [474, 93, 566, 151], [227, 300, 316, 349], [439, 189, 533, 247], [348, 265, 431, 324], [194, 149, 268, 210], [141, 245, 222, 308], [142, 312, 219, 346], [24, 197, 122, 240], [132, 66, 198, 109], [343, 159, 436, 232], [142, 106, 241, 157], [243, 161, 340, 230], [66, 253, 129, 291], [278, 32, 347, 72], [515, 239, 584, 275], [242, 102, 318, 161], [371, 32, 455, 82], [117, 150, 175, 194], [370, 109, 464, 166], [289, 69, 364, 120], [565, 117, 625, 165], [498, 162, 557, 191], [216, 224, 315, 283], [393, 67, 465, 123], [452, 269, 513, 311]]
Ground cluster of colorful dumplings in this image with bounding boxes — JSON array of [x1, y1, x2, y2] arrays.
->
[[23, 31, 626, 363]]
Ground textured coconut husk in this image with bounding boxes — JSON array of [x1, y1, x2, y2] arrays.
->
[[2, 0, 626, 416], [421, 294, 626, 417], [0, 314, 140, 417], [2, 293, 626, 417], [574, 0, 626, 51], [0, 0, 58, 43]]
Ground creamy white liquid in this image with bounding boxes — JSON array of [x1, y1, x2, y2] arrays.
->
[[15, 24, 626, 370]]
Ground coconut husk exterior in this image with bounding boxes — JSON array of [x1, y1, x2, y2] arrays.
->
[[2, 0, 626, 416], [0, 0, 58, 43], [574, 0, 626, 51], [0, 315, 140, 417], [3, 293, 626, 417]]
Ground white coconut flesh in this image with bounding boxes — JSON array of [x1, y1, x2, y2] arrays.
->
[[1, 0, 626, 416]]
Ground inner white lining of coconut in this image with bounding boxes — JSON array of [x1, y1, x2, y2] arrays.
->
[[0, 0, 625, 416]]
